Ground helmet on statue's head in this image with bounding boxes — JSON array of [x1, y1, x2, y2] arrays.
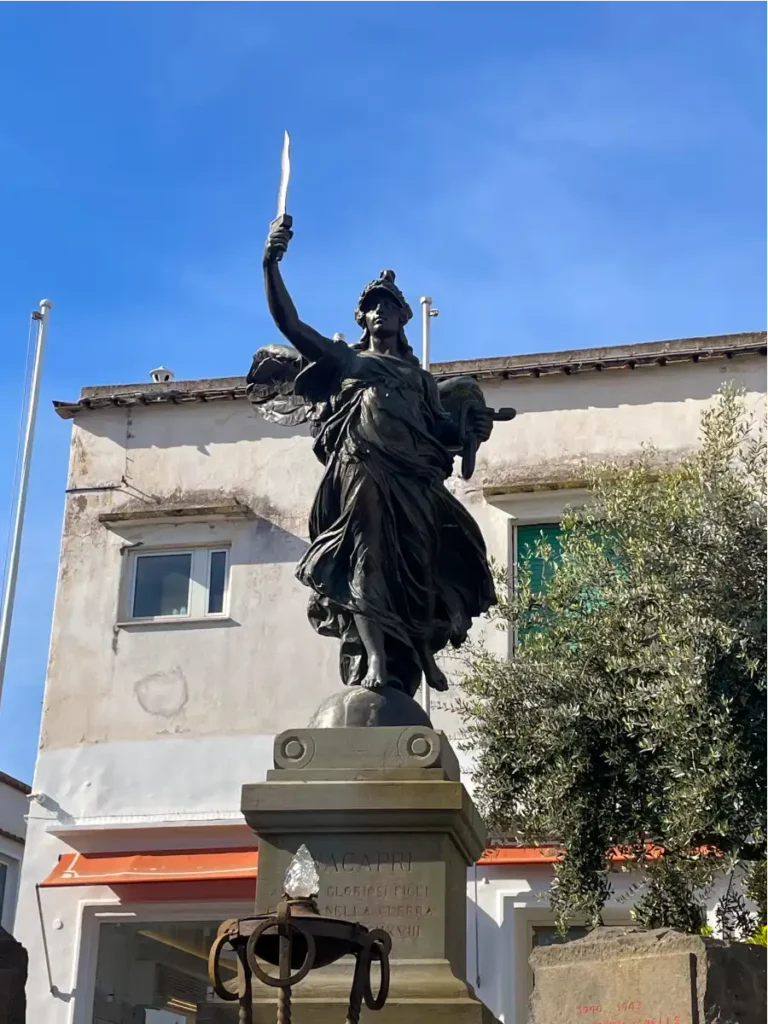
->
[[354, 270, 413, 328]]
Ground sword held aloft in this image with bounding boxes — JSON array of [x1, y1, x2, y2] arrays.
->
[[276, 130, 292, 231]]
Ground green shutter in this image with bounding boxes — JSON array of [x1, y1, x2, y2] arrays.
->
[[516, 523, 562, 595]]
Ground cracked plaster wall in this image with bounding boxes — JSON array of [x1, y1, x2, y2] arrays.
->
[[41, 355, 766, 756]]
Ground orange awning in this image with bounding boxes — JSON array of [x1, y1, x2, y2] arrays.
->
[[42, 848, 258, 887], [42, 846, 558, 887], [40, 848, 259, 902], [479, 846, 565, 865], [40, 844, 644, 900], [478, 845, 666, 865]]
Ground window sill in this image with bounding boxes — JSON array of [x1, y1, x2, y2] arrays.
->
[[116, 616, 238, 631], [100, 502, 252, 527]]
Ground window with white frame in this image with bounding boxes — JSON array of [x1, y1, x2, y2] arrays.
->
[[92, 919, 237, 1021], [0, 854, 20, 932], [125, 547, 230, 622]]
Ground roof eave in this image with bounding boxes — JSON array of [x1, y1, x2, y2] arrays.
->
[[53, 332, 767, 419], [0, 770, 31, 795]]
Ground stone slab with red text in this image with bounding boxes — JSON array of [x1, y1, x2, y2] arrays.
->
[[529, 927, 764, 1024]]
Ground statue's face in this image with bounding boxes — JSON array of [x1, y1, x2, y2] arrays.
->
[[364, 294, 400, 346]]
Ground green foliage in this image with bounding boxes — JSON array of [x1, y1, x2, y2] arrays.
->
[[714, 861, 764, 941], [744, 859, 767, 928], [632, 857, 709, 934], [458, 386, 767, 932], [746, 926, 767, 947]]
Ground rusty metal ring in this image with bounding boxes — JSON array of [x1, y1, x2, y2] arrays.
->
[[245, 917, 316, 988], [363, 930, 391, 1010], [207, 930, 241, 1002]]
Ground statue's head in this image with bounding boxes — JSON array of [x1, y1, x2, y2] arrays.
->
[[353, 270, 419, 364]]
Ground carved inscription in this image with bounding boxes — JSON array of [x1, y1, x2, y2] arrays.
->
[[322, 850, 413, 873], [317, 848, 433, 943], [256, 836, 444, 956]]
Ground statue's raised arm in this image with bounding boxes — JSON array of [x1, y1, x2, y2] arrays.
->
[[263, 216, 337, 364]]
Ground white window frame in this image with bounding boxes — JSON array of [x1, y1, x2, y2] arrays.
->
[[0, 857, 8, 926], [0, 851, 20, 932], [122, 545, 231, 625], [73, 898, 251, 1024]]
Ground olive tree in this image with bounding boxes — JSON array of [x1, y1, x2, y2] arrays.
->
[[457, 386, 766, 933]]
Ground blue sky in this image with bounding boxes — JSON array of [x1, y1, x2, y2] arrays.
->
[[0, 2, 764, 782]]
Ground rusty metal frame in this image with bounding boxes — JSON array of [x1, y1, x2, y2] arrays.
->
[[208, 897, 392, 1024]]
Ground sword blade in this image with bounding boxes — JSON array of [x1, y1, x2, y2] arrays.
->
[[277, 130, 291, 219]]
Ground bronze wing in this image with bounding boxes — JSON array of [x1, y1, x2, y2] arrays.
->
[[246, 344, 312, 427]]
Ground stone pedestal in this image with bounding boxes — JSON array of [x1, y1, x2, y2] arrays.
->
[[529, 926, 766, 1024], [234, 726, 498, 1023], [0, 927, 27, 1024]]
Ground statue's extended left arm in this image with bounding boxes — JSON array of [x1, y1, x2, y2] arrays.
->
[[435, 375, 516, 480]]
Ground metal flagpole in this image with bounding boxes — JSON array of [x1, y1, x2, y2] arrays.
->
[[0, 299, 53, 710], [419, 295, 439, 718]]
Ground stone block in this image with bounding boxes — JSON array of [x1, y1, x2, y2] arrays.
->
[[529, 926, 766, 1024], [269, 724, 460, 779], [227, 725, 499, 1023]]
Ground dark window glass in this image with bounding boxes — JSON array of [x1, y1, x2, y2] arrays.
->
[[532, 924, 589, 948], [133, 554, 191, 618], [92, 920, 234, 1021], [208, 551, 227, 614]]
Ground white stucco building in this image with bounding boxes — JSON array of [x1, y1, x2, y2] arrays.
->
[[0, 770, 29, 934], [14, 330, 766, 1023]]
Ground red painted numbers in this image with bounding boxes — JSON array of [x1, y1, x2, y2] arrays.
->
[[575, 1005, 682, 1024]]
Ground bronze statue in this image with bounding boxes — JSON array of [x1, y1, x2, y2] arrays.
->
[[248, 214, 513, 712]]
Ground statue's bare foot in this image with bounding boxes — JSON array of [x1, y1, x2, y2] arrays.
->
[[360, 664, 387, 690]]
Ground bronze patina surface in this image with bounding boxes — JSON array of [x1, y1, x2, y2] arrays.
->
[[248, 215, 514, 725]]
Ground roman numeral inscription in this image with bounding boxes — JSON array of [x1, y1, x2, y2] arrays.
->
[[314, 847, 436, 946]]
